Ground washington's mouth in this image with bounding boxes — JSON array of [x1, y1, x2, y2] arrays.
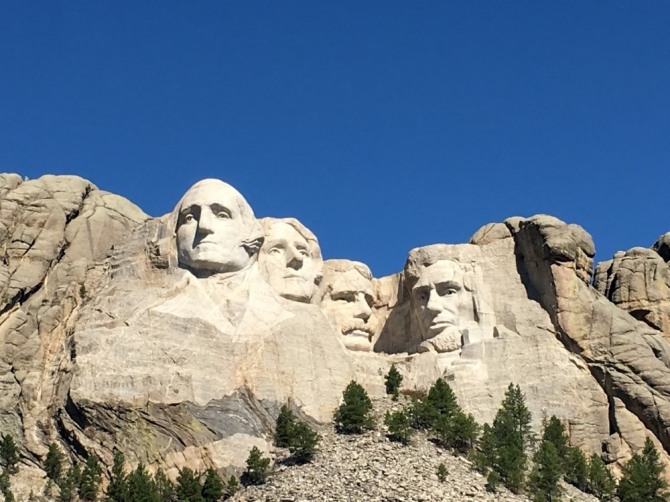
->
[[344, 328, 372, 340]]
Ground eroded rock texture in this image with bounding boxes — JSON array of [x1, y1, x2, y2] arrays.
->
[[2, 173, 670, 488]]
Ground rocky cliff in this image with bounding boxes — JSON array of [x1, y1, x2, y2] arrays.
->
[[1, 173, 670, 496]]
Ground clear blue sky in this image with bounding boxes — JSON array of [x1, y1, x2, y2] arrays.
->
[[2, 2, 669, 277]]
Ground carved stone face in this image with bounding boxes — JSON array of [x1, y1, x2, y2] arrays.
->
[[320, 268, 375, 351], [411, 259, 465, 352], [175, 180, 257, 275], [259, 221, 320, 302]]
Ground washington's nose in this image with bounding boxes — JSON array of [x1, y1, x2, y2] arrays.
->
[[286, 247, 304, 270], [353, 293, 372, 320], [197, 211, 215, 234]]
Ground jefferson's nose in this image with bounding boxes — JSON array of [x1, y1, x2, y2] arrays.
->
[[286, 247, 304, 269]]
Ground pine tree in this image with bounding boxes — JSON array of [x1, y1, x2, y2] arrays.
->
[[618, 437, 668, 502], [384, 409, 413, 445], [58, 465, 78, 502], [223, 475, 239, 499], [288, 421, 320, 463], [153, 468, 175, 501], [0, 469, 15, 502], [274, 404, 297, 448], [426, 378, 459, 420], [175, 467, 203, 502], [437, 463, 448, 482], [126, 462, 158, 502], [201, 468, 224, 502], [471, 422, 495, 474], [488, 383, 533, 494], [106, 451, 128, 502], [528, 440, 563, 502], [242, 446, 271, 486], [541, 416, 569, 467], [0, 434, 19, 473], [333, 380, 374, 434], [587, 453, 615, 502], [563, 446, 588, 491], [79, 455, 102, 500], [408, 394, 437, 430], [384, 364, 403, 400], [44, 442, 65, 482]]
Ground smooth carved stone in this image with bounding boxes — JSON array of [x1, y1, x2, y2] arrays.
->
[[318, 259, 377, 352], [258, 217, 323, 303]]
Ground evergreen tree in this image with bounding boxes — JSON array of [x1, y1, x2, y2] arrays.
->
[[288, 421, 320, 463], [489, 383, 532, 494], [44, 442, 65, 482], [333, 380, 374, 434], [587, 454, 615, 502], [408, 395, 437, 430], [58, 465, 78, 502], [242, 446, 271, 486], [426, 379, 459, 420], [274, 404, 297, 448], [384, 364, 403, 400], [201, 468, 224, 502], [223, 475, 239, 499], [106, 451, 128, 502], [433, 410, 479, 453], [528, 440, 563, 502], [153, 468, 175, 502], [384, 409, 413, 445], [0, 435, 19, 473], [0, 469, 16, 502], [175, 467, 203, 502], [471, 423, 495, 474], [126, 462, 158, 502], [563, 447, 588, 491], [541, 416, 569, 467], [618, 437, 668, 502], [436, 463, 448, 483], [79, 455, 102, 501]]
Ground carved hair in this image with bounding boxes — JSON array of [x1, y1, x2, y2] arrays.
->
[[317, 259, 372, 302], [259, 217, 323, 263]]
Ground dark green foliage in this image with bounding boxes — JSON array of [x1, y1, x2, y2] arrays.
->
[[0, 469, 14, 502], [486, 470, 500, 493], [242, 446, 271, 486], [126, 463, 158, 502], [426, 379, 459, 419], [618, 437, 668, 502], [106, 451, 128, 502], [384, 409, 413, 445], [333, 380, 374, 434], [563, 447, 588, 491], [528, 440, 563, 502], [587, 454, 616, 502], [436, 463, 448, 483], [489, 383, 532, 493], [0, 435, 19, 473], [274, 404, 297, 448], [175, 467, 203, 502], [79, 455, 102, 500], [384, 364, 403, 400], [44, 442, 65, 482], [201, 468, 224, 502], [58, 465, 79, 502], [288, 421, 320, 463], [153, 468, 175, 501], [408, 395, 437, 430], [224, 475, 239, 499], [434, 410, 479, 453], [541, 416, 569, 466], [471, 423, 495, 474]]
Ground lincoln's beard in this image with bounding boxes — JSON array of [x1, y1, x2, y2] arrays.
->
[[418, 325, 463, 353]]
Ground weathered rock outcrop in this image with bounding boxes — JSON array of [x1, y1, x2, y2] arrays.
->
[[2, 173, 670, 489]]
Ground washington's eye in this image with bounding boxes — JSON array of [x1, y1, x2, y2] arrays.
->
[[184, 214, 195, 223], [216, 211, 230, 219]]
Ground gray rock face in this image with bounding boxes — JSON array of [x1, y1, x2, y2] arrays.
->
[[3, 173, 670, 485]]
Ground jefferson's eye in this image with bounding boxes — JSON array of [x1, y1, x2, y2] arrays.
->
[[269, 248, 283, 255], [299, 249, 309, 257]]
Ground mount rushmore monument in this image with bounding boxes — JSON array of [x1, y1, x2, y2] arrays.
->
[[2, 173, 670, 487]]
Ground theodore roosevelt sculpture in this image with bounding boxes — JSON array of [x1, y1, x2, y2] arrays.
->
[[174, 178, 263, 277], [318, 260, 376, 351], [258, 218, 323, 302]]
